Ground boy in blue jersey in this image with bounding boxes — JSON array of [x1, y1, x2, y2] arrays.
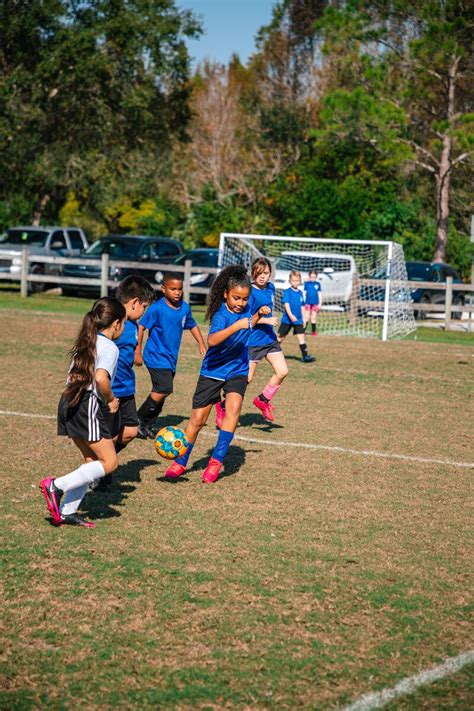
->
[[136, 273, 206, 437], [278, 270, 315, 363], [95, 275, 155, 491], [164, 266, 270, 484], [303, 270, 322, 335]]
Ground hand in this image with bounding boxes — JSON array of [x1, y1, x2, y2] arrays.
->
[[268, 316, 279, 327], [236, 317, 251, 330], [258, 305, 271, 316], [108, 397, 120, 414], [290, 315, 297, 323], [134, 352, 143, 367], [199, 344, 207, 357]]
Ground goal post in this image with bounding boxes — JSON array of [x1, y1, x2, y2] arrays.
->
[[219, 232, 415, 340]]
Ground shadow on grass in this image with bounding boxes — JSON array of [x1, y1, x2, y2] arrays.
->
[[82, 458, 157, 520], [239, 412, 284, 432], [157, 443, 251, 484], [149, 413, 189, 435]]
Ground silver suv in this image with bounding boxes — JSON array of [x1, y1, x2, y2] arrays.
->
[[0, 226, 89, 292]]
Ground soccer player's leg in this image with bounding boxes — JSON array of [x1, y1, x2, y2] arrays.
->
[[203, 379, 246, 484], [253, 350, 289, 422]]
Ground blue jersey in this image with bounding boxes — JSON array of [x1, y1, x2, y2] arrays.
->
[[304, 280, 321, 305], [201, 302, 252, 381], [248, 282, 277, 347], [282, 287, 304, 325], [141, 298, 196, 371], [112, 320, 139, 397]]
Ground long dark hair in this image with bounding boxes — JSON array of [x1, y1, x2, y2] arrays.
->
[[63, 297, 126, 406], [206, 265, 251, 321]]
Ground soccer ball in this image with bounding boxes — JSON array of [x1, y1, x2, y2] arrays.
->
[[155, 426, 188, 460]]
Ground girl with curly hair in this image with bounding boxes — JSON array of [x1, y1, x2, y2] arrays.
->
[[164, 265, 270, 484]]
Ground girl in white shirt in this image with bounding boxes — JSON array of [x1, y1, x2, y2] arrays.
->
[[40, 297, 126, 528]]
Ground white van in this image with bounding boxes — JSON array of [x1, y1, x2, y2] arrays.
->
[[273, 251, 356, 308]]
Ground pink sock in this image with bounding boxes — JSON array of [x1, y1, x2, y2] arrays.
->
[[262, 383, 281, 401]]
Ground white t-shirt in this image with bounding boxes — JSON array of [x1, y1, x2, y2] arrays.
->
[[95, 334, 119, 382]]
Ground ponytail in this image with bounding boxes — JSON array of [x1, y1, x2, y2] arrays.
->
[[63, 297, 125, 406]]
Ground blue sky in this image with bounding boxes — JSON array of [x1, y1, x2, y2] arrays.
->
[[179, 0, 276, 67]]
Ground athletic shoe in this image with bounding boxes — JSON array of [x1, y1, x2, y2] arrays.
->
[[302, 354, 316, 363], [165, 461, 187, 479], [137, 419, 153, 439], [202, 457, 223, 484], [253, 395, 274, 422], [311, 331, 317, 336], [60, 513, 95, 528], [215, 401, 225, 429], [40, 477, 62, 525]]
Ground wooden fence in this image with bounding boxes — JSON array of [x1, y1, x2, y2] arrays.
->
[[1, 248, 473, 330]]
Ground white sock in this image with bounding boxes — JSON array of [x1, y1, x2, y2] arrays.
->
[[55, 461, 105, 492], [60, 484, 90, 516]]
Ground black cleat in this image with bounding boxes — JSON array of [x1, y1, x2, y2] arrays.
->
[[60, 513, 95, 528], [302, 354, 316, 363]]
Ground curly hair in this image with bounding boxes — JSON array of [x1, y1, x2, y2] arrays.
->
[[206, 265, 250, 321], [63, 297, 126, 407]]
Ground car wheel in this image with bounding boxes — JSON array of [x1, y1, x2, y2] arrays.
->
[[28, 265, 45, 293], [416, 294, 430, 320], [61, 287, 76, 297], [452, 295, 465, 320]]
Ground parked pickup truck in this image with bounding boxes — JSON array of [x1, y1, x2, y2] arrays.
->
[[0, 226, 89, 292]]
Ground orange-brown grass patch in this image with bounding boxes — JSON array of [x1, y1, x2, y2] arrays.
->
[[0, 309, 472, 709]]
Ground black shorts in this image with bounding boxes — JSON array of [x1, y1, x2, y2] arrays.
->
[[147, 367, 175, 395], [192, 375, 248, 409], [57, 391, 114, 442], [278, 323, 305, 337], [249, 341, 282, 362], [117, 395, 138, 428]]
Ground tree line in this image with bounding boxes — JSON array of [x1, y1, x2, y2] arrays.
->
[[1, 0, 473, 275]]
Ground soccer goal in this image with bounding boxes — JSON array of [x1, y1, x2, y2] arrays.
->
[[219, 233, 415, 340]]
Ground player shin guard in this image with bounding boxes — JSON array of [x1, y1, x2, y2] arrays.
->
[[137, 395, 164, 424], [262, 383, 280, 402], [175, 441, 194, 467], [212, 430, 234, 463], [55, 461, 105, 491]]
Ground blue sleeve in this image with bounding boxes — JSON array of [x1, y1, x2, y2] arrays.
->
[[209, 309, 228, 335], [184, 305, 197, 330], [282, 289, 290, 304], [317, 281, 322, 291], [140, 302, 157, 330]]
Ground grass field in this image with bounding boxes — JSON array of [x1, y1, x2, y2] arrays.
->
[[0, 294, 473, 709]]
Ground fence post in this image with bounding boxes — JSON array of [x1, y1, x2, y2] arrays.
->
[[100, 253, 109, 297], [445, 276, 453, 331], [20, 247, 29, 297], [183, 259, 192, 303]]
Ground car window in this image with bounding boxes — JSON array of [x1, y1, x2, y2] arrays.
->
[[86, 240, 141, 259], [5, 229, 49, 246], [406, 263, 431, 281], [68, 230, 85, 249], [50, 230, 67, 250], [431, 266, 444, 282], [151, 242, 180, 259]]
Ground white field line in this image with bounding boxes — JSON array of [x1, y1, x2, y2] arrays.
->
[[340, 649, 474, 711], [2, 410, 471, 470]]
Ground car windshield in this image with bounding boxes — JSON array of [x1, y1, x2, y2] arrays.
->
[[86, 239, 142, 259], [3, 229, 49, 246], [406, 263, 431, 281], [174, 252, 218, 268], [275, 255, 351, 272]]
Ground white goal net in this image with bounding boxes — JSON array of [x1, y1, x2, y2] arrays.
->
[[219, 233, 415, 340]]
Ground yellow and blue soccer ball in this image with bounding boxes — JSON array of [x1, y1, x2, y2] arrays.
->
[[155, 426, 188, 460]]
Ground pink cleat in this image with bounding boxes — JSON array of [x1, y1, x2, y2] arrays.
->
[[215, 401, 225, 429], [165, 461, 187, 479], [311, 331, 317, 336], [202, 457, 223, 484], [253, 396, 274, 422], [40, 477, 62, 525]]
